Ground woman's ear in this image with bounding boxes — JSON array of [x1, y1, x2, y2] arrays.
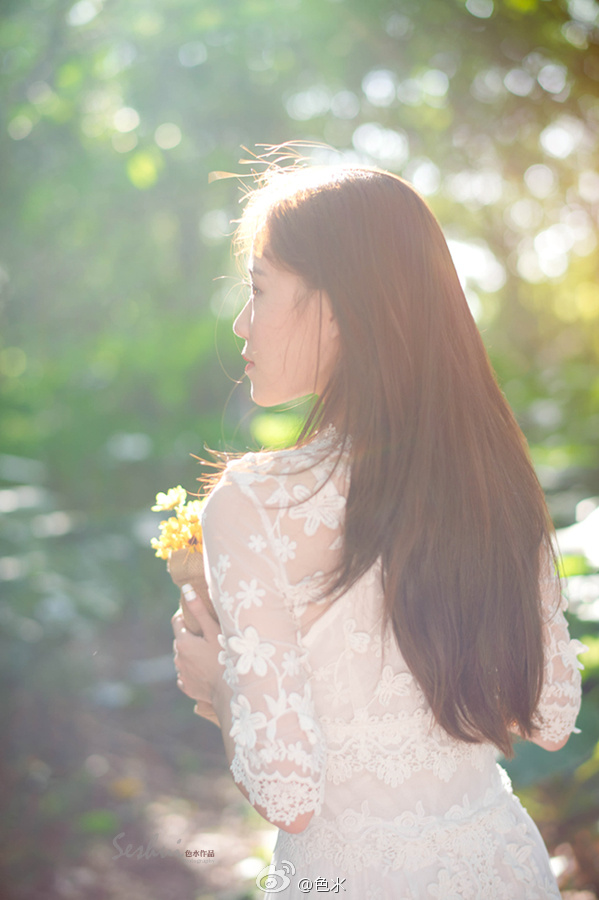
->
[[323, 292, 339, 339]]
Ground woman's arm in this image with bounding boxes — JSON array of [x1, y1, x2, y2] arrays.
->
[[172, 598, 314, 832], [526, 546, 586, 751], [173, 469, 325, 832]]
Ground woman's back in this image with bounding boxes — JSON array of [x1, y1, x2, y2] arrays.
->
[[201, 428, 584, 898]]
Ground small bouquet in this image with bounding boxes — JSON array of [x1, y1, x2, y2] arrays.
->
[[151, 485, 217, 632]]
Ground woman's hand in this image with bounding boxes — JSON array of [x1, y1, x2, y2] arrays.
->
[[172, 583, 223, 727]]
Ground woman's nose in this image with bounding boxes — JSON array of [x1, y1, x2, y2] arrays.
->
[[233, 299, 251, 339]]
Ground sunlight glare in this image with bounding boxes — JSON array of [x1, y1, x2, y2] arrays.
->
[[403, 158, 441, 196], [286, 87, 331, 121], [352, 123, 409, 168], [362, 70, 397, 107], [446, 170, 503, 207], [448, 239, 506, 297], [540, 116, 585, 158]]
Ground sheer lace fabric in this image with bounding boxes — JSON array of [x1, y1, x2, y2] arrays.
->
[[201, 429, 585, 899]]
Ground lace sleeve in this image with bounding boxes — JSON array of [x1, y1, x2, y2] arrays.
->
[[533, 547, 586, 744], [201, 465, 326, 826]]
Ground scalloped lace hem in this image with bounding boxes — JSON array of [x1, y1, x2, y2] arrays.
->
[[230, 755, 323, 826]]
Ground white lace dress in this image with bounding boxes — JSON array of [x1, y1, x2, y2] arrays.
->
[[201, 429, 585, 900]]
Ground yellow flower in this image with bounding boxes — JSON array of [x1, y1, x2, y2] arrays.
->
[[151, 485, 187, 512], [151, 487, 204, 558]]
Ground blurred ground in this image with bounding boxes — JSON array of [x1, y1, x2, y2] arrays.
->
[[3, 607, 596, 900]]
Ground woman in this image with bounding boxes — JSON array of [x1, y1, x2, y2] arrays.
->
[[172, 164, 585, 898]]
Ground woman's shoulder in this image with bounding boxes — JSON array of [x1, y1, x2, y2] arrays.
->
[[204, 426, 350, 514], [225, 425, 348, 484]]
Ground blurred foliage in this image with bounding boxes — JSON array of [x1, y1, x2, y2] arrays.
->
[[1, 0, 599, 896]]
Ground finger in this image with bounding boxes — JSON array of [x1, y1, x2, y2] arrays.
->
[[181, 583, 197, 602], [180, 600, 204, 637], [171, 611, 187, 636], [180, 584, 204, 632], [185, 591, 220, 635]]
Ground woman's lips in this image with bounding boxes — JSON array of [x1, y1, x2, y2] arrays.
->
[[242, 355, 254, 373]]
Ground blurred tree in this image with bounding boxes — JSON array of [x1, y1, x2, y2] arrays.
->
[[1, 0, 598, 506]]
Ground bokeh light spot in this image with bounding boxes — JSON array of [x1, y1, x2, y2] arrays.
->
[[567, 0, 599, 26], [133, 13, 164, 37], [199, 209, 231, 245], [114, 107, 140, 133], [524, 163, 556, 198], [449, 239, 506, 295], [106, 432, 152, 461], [562, 20, 589, 47], [506, 198, 543, 230], [578, 170, 599, 203], [285, 87, 330, 121], [403, 158, 441, 196], [538, 63, 568, 94], [178, 41, 207, 67], [420, 69, 449, 97], [126, 153, 159, 189], [385, 13, 413, 38], [397, 79, 423, 106], [465, 0, 494, 18], [8, 115, 34, 140], [352, 123, 409, 168], [154, 123, 182, 150], [470, 68, 505, 103], [330, 91, 360, 119], [575, 283, 599, 320], [112, 132, 137, 153], [540, 117, 585, 158], [27, 81, 54, 105], [504, 68, 535, 97], [517, 247, 544, 283], [67, 0, 102, 27], [362, 69, 397, 107], [446, 170, 503, 208]]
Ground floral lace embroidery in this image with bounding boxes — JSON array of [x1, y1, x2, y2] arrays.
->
[[321, 711, 493, 786], [275, 790, 561, 899]]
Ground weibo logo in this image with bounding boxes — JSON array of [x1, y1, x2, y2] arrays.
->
[[255, 859, 296, 892]]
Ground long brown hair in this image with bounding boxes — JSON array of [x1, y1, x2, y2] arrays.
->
[[236, 164, 556, 757]]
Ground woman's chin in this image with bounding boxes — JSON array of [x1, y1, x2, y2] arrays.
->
[[250, 389, 301, 409], [251, 393, 286, 408], [249, 386, 277, 407]]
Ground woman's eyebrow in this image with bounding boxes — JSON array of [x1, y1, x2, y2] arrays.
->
[[248, 262, 266, 277]]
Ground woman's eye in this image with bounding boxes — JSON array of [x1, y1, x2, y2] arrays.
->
[[249, 283, 261, 298]]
